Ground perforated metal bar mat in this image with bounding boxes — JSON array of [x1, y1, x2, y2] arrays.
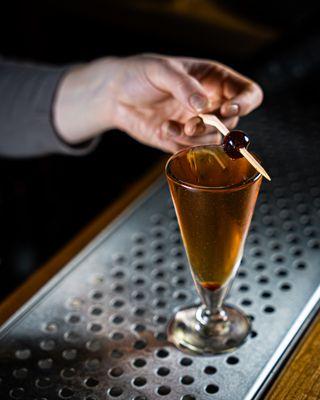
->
[[1, 90, 320, 400]]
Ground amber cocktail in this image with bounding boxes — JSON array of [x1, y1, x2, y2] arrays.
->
[[166, 144, 262, 354]]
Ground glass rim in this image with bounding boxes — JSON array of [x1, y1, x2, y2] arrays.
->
[[165, 144, 262, 192]]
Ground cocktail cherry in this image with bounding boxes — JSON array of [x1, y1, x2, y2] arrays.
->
[[223, 130, 250, 159]]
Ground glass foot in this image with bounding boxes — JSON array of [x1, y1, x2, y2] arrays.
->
[[167, 304, 251, 355]]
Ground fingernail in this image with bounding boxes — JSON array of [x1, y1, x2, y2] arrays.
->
[[225, 103, 239, 116], [189, 93, 208, 112], [167, 123, 181, 137]]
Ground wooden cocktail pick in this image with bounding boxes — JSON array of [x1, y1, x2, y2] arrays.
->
[[199, 113, 271, 181]]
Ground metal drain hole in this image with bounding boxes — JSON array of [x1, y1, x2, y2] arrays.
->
[[308, 239, 320, 249], [204, 366, 217, 375], [290, 247, 303, 257], [85, 358, 101, 370], [134, 340, 147, 350], [111, 299, 125, 308], [258, 276, 269, 285], [59, 387, 74, 399], [180, 357, 193, 366], [112, 254, 126, 265], [90, 306, 103, 316], [86, 339, 101, 352], [151, 213, 163, 225], [174, 263, 185, 272], [287, 234, 299, 244], [251, 330, 258, 338], [133, 291, 145, 300], [153, 270, 165, 279], [133, 323, 146, 332], [153, 255, 164, 265], [111, 269, 125, 279], [64, 331, 81, 342], [171, 247, 183, 257], [151, 228, 164, 238], [133, 248, 145, 258], [181, 375, 194, 385], [155, 332, 167, 341], [109, 367, 124, 377], [40, 339, 55, 351], [84, 377, 99, 387], [133, 358, 146, 368], [157, 385, 171, 395], [241, 299, 252, 306], [67, 297, 84, 310], [134, 262, 145, 271], [154, 315, 167, 324], [38, 358, 53, 370], [295, 261, 307, 270], [237, 270, 247, 278], [111, 332, 124, 341], [90, 290, 104, 300], [133, 234, 145, 245], [181, 395, 196, 400], [133, 376, 147, 387], [173, 277, 186, 286], [264, 306, 276, 313], [43, 322, 58, 333], [108, 387, 123, 397], [110, 349, 123, 359], [61, 368, 76, 379], [134, 308, 146, 316], [157, 367, 170, 376], [134, 396, 148, 400], [112, 284, 124, 293], [133, 277, 145, 285], [13, 368, 28, 379], [152, 242, 164, 251], [174, 291, 187, 301], [254, 263, 266, 271], [15, 349, 31, 360], [156, 348, 169, 358], [276, 269, 288, 277], [205, 384, 219, 394], [111, 315, 124, 324], [238, 284, 250, 292], [280, 283, 292, 291], [154, 299, 166, 308], [9, 388, 25, 399], [66, 314, 81, 324], [153, 284, 167, 294], [62, 349, 77, 360], [261, 291, 272, 298], [35, 377, 52, 389], [226, 356, 239, 365]]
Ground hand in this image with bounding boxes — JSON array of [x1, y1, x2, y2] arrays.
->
[[54, 54, 263, 153]]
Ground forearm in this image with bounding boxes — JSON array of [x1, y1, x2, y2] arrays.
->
[[0, 59, 98, 157]]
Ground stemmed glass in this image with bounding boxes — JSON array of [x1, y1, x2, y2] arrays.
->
[[166, 144, 262, 355]]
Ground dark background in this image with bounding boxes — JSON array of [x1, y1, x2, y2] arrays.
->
[[0, 0, 319, 301]]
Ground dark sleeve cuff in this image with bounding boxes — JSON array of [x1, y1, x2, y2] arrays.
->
[[0, 60, 99, 157]]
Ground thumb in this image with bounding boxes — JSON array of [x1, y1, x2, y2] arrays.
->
[[147, 59, 209, 112]]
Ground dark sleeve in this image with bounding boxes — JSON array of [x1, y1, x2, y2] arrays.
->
[[0, 59, 99, 157]]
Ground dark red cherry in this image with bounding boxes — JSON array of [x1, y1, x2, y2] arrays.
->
[[223, 130, 250, 159]]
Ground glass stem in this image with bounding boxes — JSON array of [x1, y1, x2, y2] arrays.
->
[[195, 281, 231, 328]]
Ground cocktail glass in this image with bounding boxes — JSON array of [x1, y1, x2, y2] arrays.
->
[[166, 144, 262, 355]]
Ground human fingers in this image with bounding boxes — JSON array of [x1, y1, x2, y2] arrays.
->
[[146, 58, 210, 113]]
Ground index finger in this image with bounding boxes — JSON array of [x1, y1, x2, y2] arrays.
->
[[220, 80, 264, 117]]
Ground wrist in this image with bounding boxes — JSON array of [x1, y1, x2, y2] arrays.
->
[[53, 57, 121, 144]]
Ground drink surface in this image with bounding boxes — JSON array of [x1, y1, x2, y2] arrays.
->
[[167, 146, 261, 290]]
